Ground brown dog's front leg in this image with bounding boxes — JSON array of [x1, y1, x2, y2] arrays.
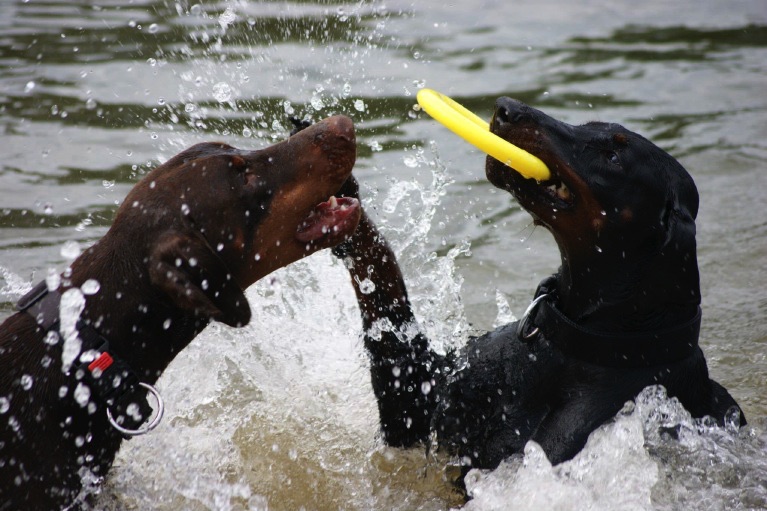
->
[[334, 178, 445, 447]]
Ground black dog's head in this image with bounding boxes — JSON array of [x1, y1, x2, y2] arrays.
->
[[486, 98, 700, 328]]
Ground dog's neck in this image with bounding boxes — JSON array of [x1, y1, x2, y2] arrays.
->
[[65, 240, 211, 384], [553, 241, 701, 333]]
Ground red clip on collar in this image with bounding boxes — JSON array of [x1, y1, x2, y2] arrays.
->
[[88, 352, 114, 374]]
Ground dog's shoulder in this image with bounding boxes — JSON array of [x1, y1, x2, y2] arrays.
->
[[433, 322, 566, 468]]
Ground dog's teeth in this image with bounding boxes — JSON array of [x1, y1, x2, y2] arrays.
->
[[329, 196, 338, 208]]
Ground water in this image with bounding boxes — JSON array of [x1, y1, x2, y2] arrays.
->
[[1, 0, 766, 509]]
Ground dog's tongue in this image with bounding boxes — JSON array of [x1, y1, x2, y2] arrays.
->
[[296, 196, 360, 243]]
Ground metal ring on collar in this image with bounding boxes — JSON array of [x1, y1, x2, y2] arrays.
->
[[106, 382, 165, 437], [517, 293, 549, 340]]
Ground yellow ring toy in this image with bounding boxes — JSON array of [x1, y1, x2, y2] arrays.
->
[[416, 88, 551, 181]]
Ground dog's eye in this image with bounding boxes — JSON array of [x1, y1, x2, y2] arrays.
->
[[607, 151, 621, 167]]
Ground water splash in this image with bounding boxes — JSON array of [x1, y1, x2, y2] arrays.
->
[[0, 266, 33, 300], [462, 386, 766, 511], [59, 288, 85, 373], [492, 290, 517, 328]]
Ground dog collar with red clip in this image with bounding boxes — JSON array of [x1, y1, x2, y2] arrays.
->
[[17, 281, 164, 437]]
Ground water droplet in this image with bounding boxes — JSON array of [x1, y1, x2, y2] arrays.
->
[[60, 288, 85, 372], [46, 268, 60, 291], [81, 279, 100, 296], [85, 98, 97, 110], [20, 375, 33, 390], [310, 95, 325, 111], [163, 318, 172, 330], [421, 381, 432, 395], [213, 82, 233, 103], [0, 396, 9, 414], [75, 216, 93, 232], [127, 402, 142, 421], [102, 179, 115, 190], [242, 127, 252, 137], [355, 277, 375, 294], [181, 203, 190, 215], [44, 331, 60, 346], [74, 382, 91, 407], [217, 243, 224, 252], [392, 366, 401, 377], [148, 23, 159, 34], [218, 7, 236, 30], [369, 140, 382, 152], [353, 99, 366, 112], [403, 155, 418, 168], [61, 240, 81, 260], [24, 81, 35, 93]]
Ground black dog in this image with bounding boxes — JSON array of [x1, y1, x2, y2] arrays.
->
[[0, 116, 361, 510], [333, 99, 745, 481]]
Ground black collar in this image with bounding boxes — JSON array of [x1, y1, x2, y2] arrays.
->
[[518, 287, 701, 368], [17, 281, 160, 437]]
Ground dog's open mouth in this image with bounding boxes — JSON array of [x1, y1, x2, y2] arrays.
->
[[488, 150, 575, 211], [539, 174, 573, 207], [295, 196, 360, 243]]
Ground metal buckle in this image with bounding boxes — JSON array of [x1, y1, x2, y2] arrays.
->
[[516, 293, 549, 340], [106, 382, 165, 437]]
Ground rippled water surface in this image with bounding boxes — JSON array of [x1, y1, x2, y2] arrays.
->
[[1, 0, 766, 509]]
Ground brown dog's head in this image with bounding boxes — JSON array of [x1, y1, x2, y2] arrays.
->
[[102, 115, 360, 328], [485, 98, 700, 326]]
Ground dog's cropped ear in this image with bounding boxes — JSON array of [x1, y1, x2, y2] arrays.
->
[[148, 232, 251, 327]]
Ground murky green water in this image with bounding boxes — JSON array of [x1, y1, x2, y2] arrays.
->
[[1, 1, 766, 509]]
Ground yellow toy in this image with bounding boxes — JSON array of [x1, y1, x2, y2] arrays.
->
[[416, 88, 551, 181]]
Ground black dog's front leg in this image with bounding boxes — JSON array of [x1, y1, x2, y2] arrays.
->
[[333, 178, 445, 447]]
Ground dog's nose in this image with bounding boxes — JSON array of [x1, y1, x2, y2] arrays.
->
[[493, 97, 530, 128]]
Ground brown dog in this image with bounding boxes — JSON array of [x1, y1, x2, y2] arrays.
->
[[0, 116, 360, 510]]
